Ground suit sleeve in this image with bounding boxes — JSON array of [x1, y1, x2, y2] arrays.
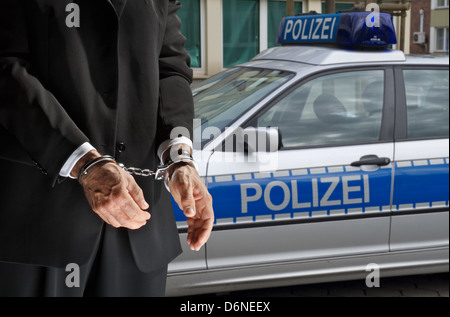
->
[[156, 0, 195, 151], [0, 0, 89, 185]]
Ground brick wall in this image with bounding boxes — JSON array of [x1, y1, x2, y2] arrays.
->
[[409, 0, 431, 54]]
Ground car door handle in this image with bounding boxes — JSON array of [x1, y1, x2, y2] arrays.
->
[[351, 155, 391, 167]]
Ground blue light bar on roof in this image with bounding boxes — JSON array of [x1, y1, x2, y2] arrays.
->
[[277, 12, 397, 49]]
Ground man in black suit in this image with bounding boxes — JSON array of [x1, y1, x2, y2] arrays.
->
[[0, 0, 214, 296]]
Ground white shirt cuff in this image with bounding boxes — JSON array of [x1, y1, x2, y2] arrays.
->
[[157, 136, 193, 164], [60, 142, 96, 179]]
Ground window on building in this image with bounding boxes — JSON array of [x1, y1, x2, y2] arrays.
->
[[223, 0, 260, 68], [321, 1, 354, 13], [268, 0, 303, 48], [178, 0, 202, 68], [436, 0, 449, 8], [435, 27, 449, 52]]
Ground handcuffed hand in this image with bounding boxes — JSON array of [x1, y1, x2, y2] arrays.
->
[[75, 151, 151, 230], [168, 163, 214, 251]]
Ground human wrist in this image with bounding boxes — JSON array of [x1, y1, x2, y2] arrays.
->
[[162, 144, 192, 165], [165, 153, 198, 191], [70, 150, 102, 179], [158, 136, 193, 164], [77, 155, 118, 184]]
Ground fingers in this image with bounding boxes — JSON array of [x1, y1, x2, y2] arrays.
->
[[126, 173, 150, 211], [186, 213, 214, 251], [88, 186, 151, 230], [170, 167, 197, 218], [82, 163, 151, 230], [186, 192, 214, 251], [170, 165, 214, 251], [96, 198, 150, 230]]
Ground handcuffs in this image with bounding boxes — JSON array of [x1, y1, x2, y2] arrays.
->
[[78, 149, 196, 190]]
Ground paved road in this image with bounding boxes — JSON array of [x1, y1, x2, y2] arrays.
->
[[211, 273, 448, 297]]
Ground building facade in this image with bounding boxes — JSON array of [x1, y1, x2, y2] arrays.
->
[[409, 0, 449, 54], [430, 0, 449, 53], [178, 1, 446, 79]]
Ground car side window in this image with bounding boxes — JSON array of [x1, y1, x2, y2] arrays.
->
[[256, 70, 385, 148], [403, 69, 449, 139]]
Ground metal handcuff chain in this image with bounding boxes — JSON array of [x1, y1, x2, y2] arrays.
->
[[119, 155, 195, 181], [119, 156, 195, 193], [119, 165, 156, 178], [78, 152, 194, 189]]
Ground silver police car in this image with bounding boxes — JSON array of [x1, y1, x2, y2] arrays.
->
[[166, 12, 449, 296]]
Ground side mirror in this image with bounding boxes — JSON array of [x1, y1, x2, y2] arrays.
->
[[221, 126, 280, 153], [244, 127, 280, 153]]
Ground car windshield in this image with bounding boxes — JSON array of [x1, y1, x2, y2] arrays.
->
[[193, 67, 294, 146]]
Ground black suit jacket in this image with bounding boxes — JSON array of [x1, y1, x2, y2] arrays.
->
[[0, 0, 194, 272]]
